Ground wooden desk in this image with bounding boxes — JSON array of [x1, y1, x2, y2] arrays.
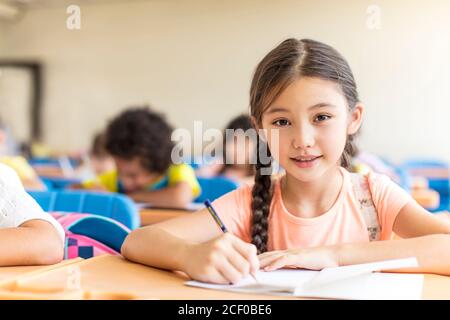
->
[[408, 168, 449, 179], [2, 255, 289, 300], [140, 208, 191, 226], [0, 258, 82, 285], [0, 258, 84, 299], [33, 165, 66, 178], [0, 254, 449, 300]]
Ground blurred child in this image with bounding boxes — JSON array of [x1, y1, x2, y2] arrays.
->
[[89, 132, 116, 175], [81, 107, 201, 208], [196, 114, 256, 185], [0, 118, 46, 190], [74, 132, 116, 181]]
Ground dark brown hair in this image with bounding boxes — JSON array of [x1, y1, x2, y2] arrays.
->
[[90, 132, 109, 158], [104, 106, 174, 174], [249, 38, 360, 253], [219, 114, 256, 177]]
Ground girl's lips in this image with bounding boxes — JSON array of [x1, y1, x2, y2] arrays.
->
[[290, 155, 322, 168]]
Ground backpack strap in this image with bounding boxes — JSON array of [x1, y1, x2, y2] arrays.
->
[[350, 173, 381, 241]]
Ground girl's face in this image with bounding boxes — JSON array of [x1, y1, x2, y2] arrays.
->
[[259, 77, 363, 183]]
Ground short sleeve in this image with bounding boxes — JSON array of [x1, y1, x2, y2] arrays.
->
[[211, 183, 253, 242], [167, 164, 201, 198], [367, 171, 413, 239], [82, 170, 118, 192], [0, 164, 65, 243]]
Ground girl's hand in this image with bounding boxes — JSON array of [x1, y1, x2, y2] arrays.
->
[[258, 246, 339, 272], [183, 233, 259, 284]]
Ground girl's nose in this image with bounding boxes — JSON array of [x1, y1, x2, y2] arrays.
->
[[292, 125, 315, 149]]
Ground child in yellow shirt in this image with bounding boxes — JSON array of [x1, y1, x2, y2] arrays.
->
[[82, 107, 200, 208]]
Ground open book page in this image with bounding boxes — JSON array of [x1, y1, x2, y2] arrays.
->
[[185, 257, 423, 299], [293, 272, 423, 299], [305, 257, 419, 288], [186, 269, 318, 296]]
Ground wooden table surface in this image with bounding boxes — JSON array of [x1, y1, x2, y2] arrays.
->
[[0, 254, 449, 300]]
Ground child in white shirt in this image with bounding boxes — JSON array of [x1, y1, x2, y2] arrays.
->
[[0, 163, 64, 266]]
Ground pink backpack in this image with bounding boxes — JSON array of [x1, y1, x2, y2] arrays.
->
[[50, 212, 130, 259]]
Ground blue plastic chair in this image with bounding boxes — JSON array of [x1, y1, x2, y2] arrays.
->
[[399, 158, 450, 212], [29, 157, 81, 167], [401, 158, 449, 169], [194, 176, 239, 203], [27, 190, 140, 230], [29, 157, 61, 166]]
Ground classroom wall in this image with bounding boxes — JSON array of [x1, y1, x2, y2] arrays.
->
[[0, 23, 5, 54], [0, 0, 449, 162]]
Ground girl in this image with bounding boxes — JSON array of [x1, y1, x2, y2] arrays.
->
[[0, 162, 65, 265], [121, 38, 450, 284]]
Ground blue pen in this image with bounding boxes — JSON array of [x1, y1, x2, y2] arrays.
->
[[204, 199, 228, 233], [203, 199, 259, 283]]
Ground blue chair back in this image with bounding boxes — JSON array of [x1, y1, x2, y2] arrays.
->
[[401, 158, 449, 169], [29, 157, 81, 167], [400, 158, 449, 212], [27, 190, 140, 229], [400, 158, 449, 191], [194, 176, 239, 203]]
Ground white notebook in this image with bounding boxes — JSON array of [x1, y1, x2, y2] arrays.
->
[[185, 257, 423, 300]]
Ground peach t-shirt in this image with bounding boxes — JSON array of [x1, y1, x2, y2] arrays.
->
[[212, 167, 413, 251]]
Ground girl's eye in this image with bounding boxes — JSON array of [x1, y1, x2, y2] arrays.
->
[[315, 114, 331, 122], [272, 119, 291, 127]]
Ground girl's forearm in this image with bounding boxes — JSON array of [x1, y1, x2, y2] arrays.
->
[[121, 226, 194, 272], [335, 234, 450, 276], [0, 226, 63, 266]]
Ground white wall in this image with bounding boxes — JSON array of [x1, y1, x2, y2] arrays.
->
[[0, 67, 32, 141], [0, 0, 449, 162], [0, 22, 5, 54]]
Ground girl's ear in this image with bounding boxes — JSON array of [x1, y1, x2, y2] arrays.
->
[[347, 103, 364, 135]]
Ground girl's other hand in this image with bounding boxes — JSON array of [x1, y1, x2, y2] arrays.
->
[[184, 233, 259, 284], [258, 246, 339, 271]]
